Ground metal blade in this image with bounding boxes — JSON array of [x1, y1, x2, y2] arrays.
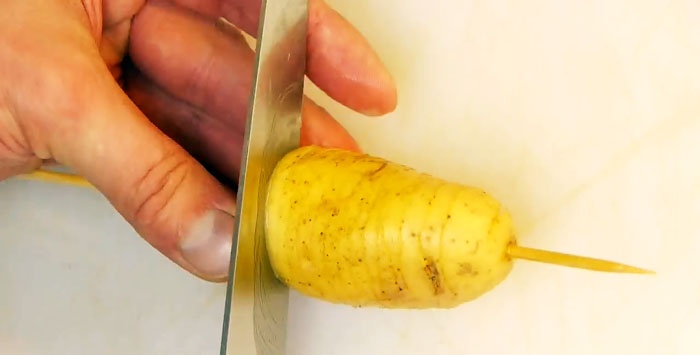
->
[[220, 1, 308, 354]]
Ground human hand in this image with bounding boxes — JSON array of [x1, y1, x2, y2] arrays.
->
[[0, 0, 397, 282]]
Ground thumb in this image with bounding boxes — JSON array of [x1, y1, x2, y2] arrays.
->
[[35, 57, 235, 282]]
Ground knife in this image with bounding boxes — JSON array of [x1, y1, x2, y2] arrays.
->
[[220, 1, 308, 354]]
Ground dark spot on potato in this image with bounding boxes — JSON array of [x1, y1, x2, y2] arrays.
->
[[293, 200, 298, 204], [320, 232, 324, 236], [411, 232, 417, 238], [447, 214, 452, 219], [423, 257, 444, 295], [358, 258, 363, 262]]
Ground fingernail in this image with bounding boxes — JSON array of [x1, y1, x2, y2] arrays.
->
[[180, 209, 235, 280]]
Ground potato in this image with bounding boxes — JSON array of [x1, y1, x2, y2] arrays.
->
[[265, 145, 651, 309]]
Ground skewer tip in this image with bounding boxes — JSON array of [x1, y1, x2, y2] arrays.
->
[[507, 244, 654, 275]]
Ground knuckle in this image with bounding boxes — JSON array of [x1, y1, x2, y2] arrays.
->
[[128, 152, 193, 230]]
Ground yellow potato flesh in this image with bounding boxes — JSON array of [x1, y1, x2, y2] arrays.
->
[[265, 145, 516, 309]]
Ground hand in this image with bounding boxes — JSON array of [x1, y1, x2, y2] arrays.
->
[[0, 0, 397, 282]]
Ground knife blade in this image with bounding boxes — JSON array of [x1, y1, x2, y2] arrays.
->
[[220, 1, 308, 354]]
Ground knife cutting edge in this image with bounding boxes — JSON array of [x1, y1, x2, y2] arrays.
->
[[220, 0, 309, 355]]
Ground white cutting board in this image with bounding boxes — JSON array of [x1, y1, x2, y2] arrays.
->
[[1, 1, 698, 354]]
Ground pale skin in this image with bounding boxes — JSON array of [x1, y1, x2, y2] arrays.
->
[[0, 0, 397, 282]]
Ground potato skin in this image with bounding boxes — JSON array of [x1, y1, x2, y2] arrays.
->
[[265, 145, 516, 309]]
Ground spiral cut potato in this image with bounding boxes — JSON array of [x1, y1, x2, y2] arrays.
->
[[18, 145, 653, 309], [264, 146, 652, 309]]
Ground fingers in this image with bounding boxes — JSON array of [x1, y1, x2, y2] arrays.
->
[[129, 2, 254, 135], [8, 37, 236, 282], [124, 66, 245, 185], [124, 58, 362, 185], [306, 0, 397, 116], [167, 0, 398, 116], [126, 1, 361, 182]]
